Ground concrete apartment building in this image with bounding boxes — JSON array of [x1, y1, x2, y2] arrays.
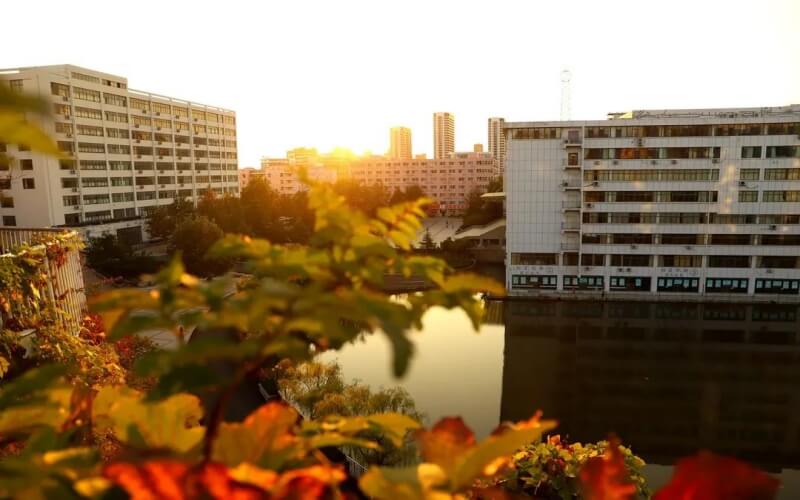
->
[[0, 65, 239, 243], [261, 156, 336, 195], [389, 127, 412, 160], [238, 167, 264, 189], [505, 105, 800, 300], [348, 152, 496, 214], [488, 117, 506, 174], [433, 112, 454, 159]]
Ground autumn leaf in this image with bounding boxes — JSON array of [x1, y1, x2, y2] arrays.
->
[[415, 417, 477, 476], [212, 402, 302, 469], [579, 436, 638, 500], [654, 452, 779, 500]]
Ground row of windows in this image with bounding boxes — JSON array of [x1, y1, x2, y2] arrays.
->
[[585, 147, 721, 160], [511, 253, 800, 268], [58, 141, 238, 159], [584, 169, 719, 182], [58, 160, 238, 172], [584, 191, 718, 203], [582, 212, 800, 225], [512, 274, 800, 295], [582, 123, 800, 138], [51, 83, 234, 124], [581, 233, 800, 246], [61, 106, 235, 136]]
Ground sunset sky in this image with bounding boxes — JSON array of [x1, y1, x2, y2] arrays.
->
[[3, 0, 799, 167]]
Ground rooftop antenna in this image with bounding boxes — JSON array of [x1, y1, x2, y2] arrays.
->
[[560, 69, 572, 121]]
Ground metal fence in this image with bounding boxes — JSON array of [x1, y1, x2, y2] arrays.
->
[[0, 228, 86, 329]]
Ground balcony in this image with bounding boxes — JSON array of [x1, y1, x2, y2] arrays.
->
[[561, 180, 581, 190], [561, 241, 580, 251], [561, 222, 580, 232], [562, 200, 581, 211]]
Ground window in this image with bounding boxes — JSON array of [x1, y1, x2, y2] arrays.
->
[[758, 256, 798, 269], [77, 125, 104, 137], [0, 178, 9, 189], [766, 146, 800, 158], [2, 216, 16, 227], [764, 168, 800, 180], [714, 124, 763, 136], [103, 93, 127, 107], [112, 192, 134, 202], [609, 255, 651, 266], [738, 191, 758, 202], [610, 234, 653, 245], [705, 278, 749, 293], [110, 177, 132, 187], [580, 254, 605, 266], [62, 195, 80, 206], [20, 159, 33, 170], [174, 107, 189, 118], [740, 168, 759, 180], [136, 191, 156, 201], [78, 142, 105, 154], [152, 102, 171, 114], [191, 110, 207, 121], [660, 234, 702, 245], [22, 178, 35, 189], [761, 235, 800, 245], [72, 87, 101, 103], [61, 178, 78, 188], [659, 255, 703, 267], [105, 111, 128, 123], [55, 122, 73, 135], [71, 72, 100, 84], [51, 82, 70, 97], [132, 115, 152, 127], [82, 177, 108, 188], [766, 123, 800, 135], [510, 275, 557, 290], [154, 118, 171, 130], [107, 144, 131, 155], [755, 279, 800, 295], [657, 277, 699, 292], [709, 234, 751, 245], [708, 255, 750, 268], [74, 106, 103, 120], [741, 147, 762, 159], [609, 277, 651, 291], [106, 128, 130, 139], [763, 191, 800, 202], [0, 197, 13, 208], [109, 161, 131, 170], [130, 98, 150, 111], [83, 194, 110, 204]]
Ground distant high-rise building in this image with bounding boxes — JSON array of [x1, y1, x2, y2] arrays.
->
[[389, 127, 412, 159], [433, 112, 455, 159], [488, 117, 506, 173], [473, 143, 484, 153], [286, 147, 318, 166]]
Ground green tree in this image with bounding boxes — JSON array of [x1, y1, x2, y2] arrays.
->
[[420, 230, 435, 250], [240, 178, 281, 240], [85, 234, 160, 280], [169, 216, 230, 276], [487, 176, 503, 193], [145, 197, 195, 240]]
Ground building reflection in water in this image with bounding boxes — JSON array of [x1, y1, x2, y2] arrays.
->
[[500, 300, 800, 472]]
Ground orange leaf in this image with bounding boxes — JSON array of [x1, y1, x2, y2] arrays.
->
[[104, 461, 189, 500], [654, 452, 779, 500], [415, 417, 476, 473], [579, 436, 637, 500]]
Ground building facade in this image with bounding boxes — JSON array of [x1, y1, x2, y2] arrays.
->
[[260, 157, 336, 195], [488, 117, 506, 174], [433, 112, 455, 160], [349, 152, 496, 214], [505, 105, 800, 300], [389, 127, 412, 160], [238, 167, 264, 189], [0, 65, 238, 242]]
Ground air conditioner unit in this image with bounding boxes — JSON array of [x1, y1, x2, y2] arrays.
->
[[69, 169, 76, 174], [612, 160, 619, 165], [135, 139, 141, 143], [179, 183, 184, 187], [134, 124, 140, 128], [712, 158, 720, 164], [160, 184, 166, 188], [636, 138, 644, 146], [158, 156, 164, 160], [193, 118, 198, 122], [630, 244, 638, 249], [142, 110, 148, 114], [583, 266, 592, 271], [593, 160, 601, 166], [156, 112, 160, 116], [65, 133, 72, 138], [670, 159, 678, 165], [64, 114, 70, 119], [739, 181, 747, 187], [157, 141, 162, 145], [766, 269, 773, 274], [175, 115, 180, 119], [561, 181, 569, 187], [74, 204, 81, 209], [685, 245, 693, 250], [71, 187, 78, 192], [769, 224, 777, 230], [626, 267, 631, 272], [650, 160, 657, 165], [137, 170, 143, 174], [617, 267, 624, 272], [138, 185, 144, 189], [157, 127, 162, 131]]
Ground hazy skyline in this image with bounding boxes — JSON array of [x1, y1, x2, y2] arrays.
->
[[3, 0, 799, 167]]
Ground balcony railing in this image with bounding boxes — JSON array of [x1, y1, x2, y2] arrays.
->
[[561, 242, 580, 251], [562, 200, 581, 209], [0, 228, 86, 329]]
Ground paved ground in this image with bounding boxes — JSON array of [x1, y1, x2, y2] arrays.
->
[[415, 217, 462, 246]]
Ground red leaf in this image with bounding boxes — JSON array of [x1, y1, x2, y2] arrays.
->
[[579, 437, 637, 500], [654, 452, 779, 500], [415, 416, 476, 471]]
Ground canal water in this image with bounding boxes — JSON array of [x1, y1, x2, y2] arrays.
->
[[323, 299, 800, 497]]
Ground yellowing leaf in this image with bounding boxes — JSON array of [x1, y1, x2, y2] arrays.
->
[[212, 402, 301, 468], [359, 464, 449, 500]]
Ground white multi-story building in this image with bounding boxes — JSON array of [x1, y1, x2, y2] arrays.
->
[[488, 117, 506, 173], [0, 65, 239, 243], [505, 105, 800, 301], [433, 112, 454, 160]]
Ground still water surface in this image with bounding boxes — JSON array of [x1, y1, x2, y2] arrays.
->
[[323, 299, 800, 497]]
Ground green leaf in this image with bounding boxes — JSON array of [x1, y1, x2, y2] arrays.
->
[[366, 413, 422, 448]]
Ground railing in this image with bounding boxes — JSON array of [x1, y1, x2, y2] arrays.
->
[[0, 228, 86, 329], [561, 242, 580, 250], [562, 200, 581, 209]]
